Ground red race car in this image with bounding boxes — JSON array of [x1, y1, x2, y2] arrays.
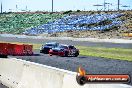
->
[[49, 44, 79, 57]]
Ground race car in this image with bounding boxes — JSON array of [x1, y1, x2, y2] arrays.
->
[[40, 42, 59, 54], [49, 44, 79, 57]]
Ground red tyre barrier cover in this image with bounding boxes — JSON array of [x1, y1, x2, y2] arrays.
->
[[0, 43, 33, 56], [0, 43, 8, 56], [23, 44, 33, 55]]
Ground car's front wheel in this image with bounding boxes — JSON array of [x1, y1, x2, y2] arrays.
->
[[40, 50, 42, 53], [64, 51, 69, 57], [74, 52, 79, 57]]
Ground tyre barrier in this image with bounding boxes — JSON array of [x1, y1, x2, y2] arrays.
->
[[0, 58, 132, 88]]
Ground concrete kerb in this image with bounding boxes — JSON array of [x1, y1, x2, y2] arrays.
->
[[0, 58, 77, 88], [0, 58, 24, 88], [0, 58, 132, 88]]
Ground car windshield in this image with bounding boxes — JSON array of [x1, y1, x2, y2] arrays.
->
[[59, 45, 68, 49], [69, 46, 75, 49], [45, 44, 55, 46]]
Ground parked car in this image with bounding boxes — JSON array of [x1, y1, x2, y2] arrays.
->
[[40, 42, 59, 54], [49, 44, 79, 57]]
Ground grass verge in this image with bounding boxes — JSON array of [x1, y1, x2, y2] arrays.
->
[[76, 46, 132, 61]]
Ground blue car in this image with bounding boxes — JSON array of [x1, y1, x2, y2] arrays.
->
[[40, 42, 59, 54]]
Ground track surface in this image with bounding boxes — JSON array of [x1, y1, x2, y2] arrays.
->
[[0, 36, 132, 87], [0, 84, 7, 88], [0, 37, 132, 48], [10, 50, 132, 85]]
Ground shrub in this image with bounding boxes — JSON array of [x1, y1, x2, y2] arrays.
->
[[63, 10, 72, 14], [77, 10, 81, 12]]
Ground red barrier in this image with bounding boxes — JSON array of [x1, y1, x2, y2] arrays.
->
[[23, 45, 33, 55], [0, 43, 33, 56], [8, 44, 15, 55], [8, 44, 23, 56], [0, 43, 8, 56], [14, 44, 24, 56]]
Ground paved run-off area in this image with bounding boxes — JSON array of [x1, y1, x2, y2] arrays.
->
[[0, 36, 132, 49]]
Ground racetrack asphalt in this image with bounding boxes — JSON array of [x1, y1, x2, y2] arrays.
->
[[0, 36, 132, 87], [0, 83, 7, 88], [0, 36, 132, 48], [9, 50, 132, 85]]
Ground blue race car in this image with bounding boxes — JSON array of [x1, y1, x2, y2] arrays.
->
[[40, 42, 59, 54]]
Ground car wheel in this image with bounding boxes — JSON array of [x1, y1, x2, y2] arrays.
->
[[49, 53, 52, 56], [43, 52, 46, 54], [64, 51, 69, 57], [40, 51, 42, 53], [74, 52, 79, 57]]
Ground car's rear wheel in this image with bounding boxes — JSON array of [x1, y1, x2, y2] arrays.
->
[[49, 53, 52, 56], [40, 50, 42, 53]]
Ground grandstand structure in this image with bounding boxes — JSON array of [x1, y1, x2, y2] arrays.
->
[[24, 13, 123, 35], [0, 0, 131, 36]]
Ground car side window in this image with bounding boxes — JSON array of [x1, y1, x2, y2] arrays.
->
[[59, 45, 68, 49], [55, 44, 58, 47], [69, 46, 75, 49], [53, 44, 56, 48]]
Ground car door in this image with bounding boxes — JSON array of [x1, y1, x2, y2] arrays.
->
[[69, 46, 76, 55]]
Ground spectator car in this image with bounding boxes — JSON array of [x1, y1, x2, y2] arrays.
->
[[49, 44, 79, 57], [40, 42, 59, 54]]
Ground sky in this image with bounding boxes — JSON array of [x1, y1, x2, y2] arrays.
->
[[1, 0, 132, 12]]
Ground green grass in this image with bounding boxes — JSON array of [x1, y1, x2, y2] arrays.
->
[[76, 46, 132, 61], [1, 41, 132, 61], [31, 43, 132, 61]]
